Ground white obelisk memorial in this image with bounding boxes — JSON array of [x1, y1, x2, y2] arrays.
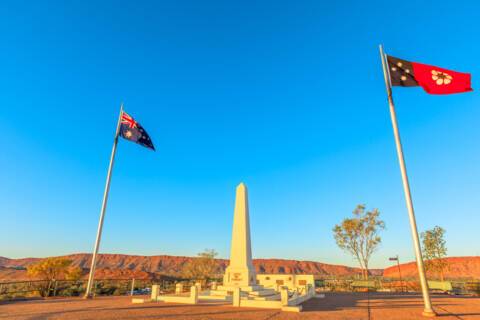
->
[[151, 182, 316, 312], [223, 182, 257, 288]]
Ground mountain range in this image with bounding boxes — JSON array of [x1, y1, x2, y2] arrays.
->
[[1, 253, 478, 281]]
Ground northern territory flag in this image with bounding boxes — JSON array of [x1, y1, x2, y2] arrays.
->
[[119, 111, 155, 151], [387, 55, 472, 94]]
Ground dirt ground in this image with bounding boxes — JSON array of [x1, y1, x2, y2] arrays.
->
[[1, 292, 479, 320]]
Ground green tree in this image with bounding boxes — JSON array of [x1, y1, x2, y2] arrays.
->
[[27, 258, 74, 296], [182, 249, 219, 283], [333, 205, 385, 279], [421, 226, 448, 281], [27, 258, 73, 281]]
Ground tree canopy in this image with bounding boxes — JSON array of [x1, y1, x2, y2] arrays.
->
[[421, 226, 448, 281], [333, 204, 385, 279], [181, 249, 219, 282], [27, 258, 76, 281]]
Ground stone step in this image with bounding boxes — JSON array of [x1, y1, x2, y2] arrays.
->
[[216, 285, 264, 292], [208, 289, 271, 298], [251, 294, 281, 301], [247, 289, 277, 297], [209, 290, 229, 296], [245, 285, 264, 291]]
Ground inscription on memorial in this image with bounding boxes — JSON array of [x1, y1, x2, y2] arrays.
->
[[232, 273, 242, 281]]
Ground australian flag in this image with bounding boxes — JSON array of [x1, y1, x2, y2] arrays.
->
[[119, 111, 155, 151]]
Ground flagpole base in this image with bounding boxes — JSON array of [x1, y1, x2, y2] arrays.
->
[[422, 309, 437, 317], [83, 295, 93, 300]]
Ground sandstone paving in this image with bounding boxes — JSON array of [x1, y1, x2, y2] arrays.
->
[[1, 293, 480, 320]]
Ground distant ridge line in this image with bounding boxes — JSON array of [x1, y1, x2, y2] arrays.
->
[[2, 253, 479, 281], [0, 252, 381, 280]]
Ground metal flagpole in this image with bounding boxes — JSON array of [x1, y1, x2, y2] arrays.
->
[[84, 104, 124, 298], [379, 45, 436, 317]]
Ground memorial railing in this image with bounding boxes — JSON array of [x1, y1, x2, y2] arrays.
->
[[0, 277, 190, 300], [315, 278, 480, 295]]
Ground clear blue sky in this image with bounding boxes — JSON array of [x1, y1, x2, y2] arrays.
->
[[1, 1, 479, 268]]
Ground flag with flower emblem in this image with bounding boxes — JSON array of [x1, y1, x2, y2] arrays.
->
[[119, 111, 155, 151], [387, 55, 472, 94]]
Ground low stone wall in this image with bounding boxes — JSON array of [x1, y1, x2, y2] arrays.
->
[[154, 285, 198, 304], [145, 282, 317, 313], [256, 274, 315, 291], [285, 285, 315, 306]]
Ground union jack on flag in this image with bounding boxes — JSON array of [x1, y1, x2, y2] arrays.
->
[[121, 112, 138, 129], [119, 111, 155, 151]]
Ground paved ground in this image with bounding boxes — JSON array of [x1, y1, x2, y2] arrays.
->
[[1, 293, 480, 319]]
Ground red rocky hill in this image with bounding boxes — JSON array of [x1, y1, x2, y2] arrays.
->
[[383, 256, 480, 280], [3, 254, 477, 282], [0, 253, 381, 281]]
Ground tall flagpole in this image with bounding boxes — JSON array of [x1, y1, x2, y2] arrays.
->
[[84, 104, 124, 298], [379, 45, 436, 317]]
